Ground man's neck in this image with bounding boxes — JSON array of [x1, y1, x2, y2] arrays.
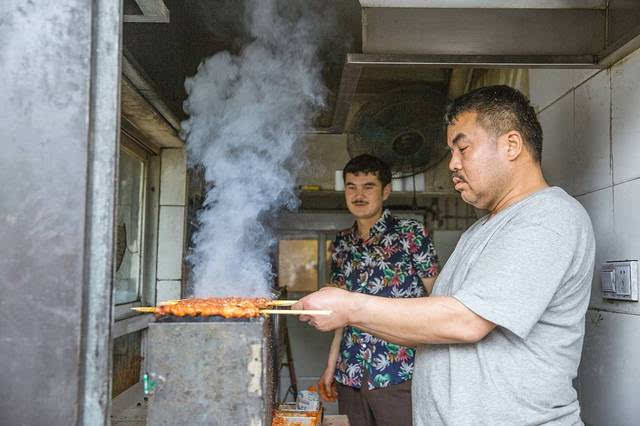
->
[[356, 211, 383, 240], [489, 165, 548, 217]]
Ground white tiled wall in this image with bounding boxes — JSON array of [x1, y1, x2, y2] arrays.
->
[[529, 68, 599, 114], [154, 148, 187, 295], [160, 149, 186, 205], [156, 280, 182, 303], [579, 310, 640, 426], [532, 53, 640, 316], [612, 50, 640, 184], [572, 69, 599, 88], [575, 188, 613, 309], [531, 48, 640, 425], [539, 93, 575, 192], [612, 179, 640, 271], [573, 70, 612, 194], [529, 69, 573, 113], [157, 206, 185, 280], [538, 69, 611, 197]]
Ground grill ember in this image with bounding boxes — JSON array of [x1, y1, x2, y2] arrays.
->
[[155, 297, 272, 318]]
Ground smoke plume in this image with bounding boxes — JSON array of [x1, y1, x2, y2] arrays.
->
[[181, 0, 335, 297]]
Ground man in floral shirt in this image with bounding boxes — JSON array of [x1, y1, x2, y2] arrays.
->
[[318, 154, 439, 426]]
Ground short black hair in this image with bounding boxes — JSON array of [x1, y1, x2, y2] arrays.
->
[[343, 154, 392, 187], [444, 85, 543, 162]]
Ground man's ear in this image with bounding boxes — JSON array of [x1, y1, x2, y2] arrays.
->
[[382, 183, 391, 201], [504, 130, 524, 161]]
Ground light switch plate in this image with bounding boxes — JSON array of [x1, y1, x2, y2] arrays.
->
[[601, 260, 639, 301]]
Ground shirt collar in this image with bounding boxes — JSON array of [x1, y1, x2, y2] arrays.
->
[[350, 209, 392, 243]]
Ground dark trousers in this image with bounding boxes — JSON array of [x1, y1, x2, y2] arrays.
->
[[336, 379, 412, 426]]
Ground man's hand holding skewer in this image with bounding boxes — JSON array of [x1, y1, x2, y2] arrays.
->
[[295, 287, 357, 331]]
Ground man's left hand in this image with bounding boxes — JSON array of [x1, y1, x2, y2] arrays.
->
[[294, 287, 355, 332]]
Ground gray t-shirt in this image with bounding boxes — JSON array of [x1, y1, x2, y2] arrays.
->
[[413, 187, 595, 426]]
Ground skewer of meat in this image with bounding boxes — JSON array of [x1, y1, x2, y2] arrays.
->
[[159, 299, 297, 307], [155, 297, 269, 317], [131, 296, 330, 318]]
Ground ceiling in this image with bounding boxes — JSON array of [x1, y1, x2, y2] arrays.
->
[[123, 0, 364, 125], [121, 0, 640, 141]]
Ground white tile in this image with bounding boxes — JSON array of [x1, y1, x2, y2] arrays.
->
[[540, 93, 574, 193], [572, 68, 600, 88], [576, 180, 640, 316], [613, 178, 640, 260], [580, 310, 640, 426], [157, 206, 185, 280], [576, 187, 614, 309], [156, 280, 181, 304], [613, 179, 640, 261], [612, 49, 640, 184], [529, 69, 573, 112], [160, 149, 186, 206], [572, 70, 612, 195]]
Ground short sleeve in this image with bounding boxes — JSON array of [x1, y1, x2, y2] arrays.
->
[[412, 224, 439, 279], [329, 239, 347, 289], [453, 222, 574, 339]]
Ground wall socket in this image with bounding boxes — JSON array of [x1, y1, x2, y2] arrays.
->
[[600, 260, 639, 301]]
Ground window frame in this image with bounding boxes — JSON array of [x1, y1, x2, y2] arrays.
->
[[113, 135, 156, 322]]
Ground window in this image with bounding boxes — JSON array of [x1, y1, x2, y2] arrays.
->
[[278, 239, 318, 292], [277, 233, 336, 293], [111, 133, 159, 402], [114, 145, 147, 306]]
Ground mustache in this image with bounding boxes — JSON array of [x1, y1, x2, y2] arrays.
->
[[351, 200, 368, 204], [451, 172, 466, 182]]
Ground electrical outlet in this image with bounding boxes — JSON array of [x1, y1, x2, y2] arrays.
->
[[601, 261, 639, 301]]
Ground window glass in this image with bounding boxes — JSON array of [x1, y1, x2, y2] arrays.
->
[[114, 148, 145, 305], [278, 239, 318, 292]]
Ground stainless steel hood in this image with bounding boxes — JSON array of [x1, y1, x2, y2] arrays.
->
[[358, 0, 640, 67], [312, 0, 640, 133]]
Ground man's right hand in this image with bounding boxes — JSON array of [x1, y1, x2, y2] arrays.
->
[[296, 287, 358, 331], [317, 366, 338, 402]]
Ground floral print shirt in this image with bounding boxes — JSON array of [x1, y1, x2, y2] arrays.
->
[[331, 209, 439, 390]]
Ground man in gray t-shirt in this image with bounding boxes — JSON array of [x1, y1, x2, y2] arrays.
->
[[414, 186, 594, 425], [296, 85, 595, 425]]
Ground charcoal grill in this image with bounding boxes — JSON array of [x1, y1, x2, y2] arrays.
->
[[145, 315, 274, 425]]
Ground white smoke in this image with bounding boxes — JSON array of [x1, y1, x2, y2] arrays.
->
[[181, 0, 335, 297]]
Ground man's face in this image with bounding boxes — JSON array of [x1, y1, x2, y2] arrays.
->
[[344, 172, 391, 221], [447, 111, 510, 210]]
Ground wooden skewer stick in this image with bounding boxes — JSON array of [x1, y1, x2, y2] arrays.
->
[[260, 309, 331, 316], [267, 300, 298, 306], [131, 307, 156, 313], [159, 299, 298, 307]]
